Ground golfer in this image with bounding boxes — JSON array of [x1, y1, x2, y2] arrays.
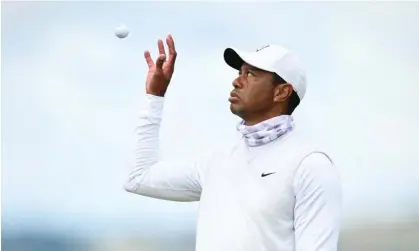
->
[[124, 34, 342, 251]]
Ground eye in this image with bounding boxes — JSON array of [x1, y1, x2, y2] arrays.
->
[[238, 70, 255, 77], [247, 70, 255, 77]]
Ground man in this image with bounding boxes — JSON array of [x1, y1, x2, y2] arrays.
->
[[124, 34, 342, 251]]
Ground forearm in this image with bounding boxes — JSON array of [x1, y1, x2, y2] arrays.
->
[[123, 94, 203, 202], [133, 94, 164, 169], [124, 94, 164, 194]]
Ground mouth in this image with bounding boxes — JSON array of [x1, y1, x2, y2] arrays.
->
[[229, 91, 241, 103]]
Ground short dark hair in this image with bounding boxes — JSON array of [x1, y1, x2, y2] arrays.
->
[[272, 73, 300, 115]]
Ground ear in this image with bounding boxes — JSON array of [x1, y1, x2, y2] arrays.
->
[[273, 84, 293, 103]]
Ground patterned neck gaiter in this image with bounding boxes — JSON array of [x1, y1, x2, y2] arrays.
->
[[236, 115, 294, 147]]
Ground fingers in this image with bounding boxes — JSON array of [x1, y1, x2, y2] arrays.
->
[[155, 54, 166, 69], [157, 39, 166, 57], [144, 50, 154, 68], [144, 35, 176, 69], [166, 34, 177, 66]]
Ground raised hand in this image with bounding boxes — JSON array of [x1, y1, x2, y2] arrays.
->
[[144, 34, 177, 97]]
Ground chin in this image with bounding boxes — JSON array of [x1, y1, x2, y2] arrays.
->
[[230, 103, 238, 114], [230, 104, 245, 118]]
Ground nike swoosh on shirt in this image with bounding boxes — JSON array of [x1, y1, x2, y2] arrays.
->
[[261, 172, 276, 177]]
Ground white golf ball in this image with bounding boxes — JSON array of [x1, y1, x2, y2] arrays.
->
[[115, 24, 129, 39]]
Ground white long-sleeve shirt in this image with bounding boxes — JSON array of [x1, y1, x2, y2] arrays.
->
[[124, 94, 342, 251]]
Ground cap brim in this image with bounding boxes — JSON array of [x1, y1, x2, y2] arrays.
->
[[223, 48, 245, 70], [223, 47, 272, 73]]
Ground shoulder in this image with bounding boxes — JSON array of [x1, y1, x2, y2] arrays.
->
[[297, 152, 337, 178], [273, 129, 339, 180], [270, 130, 331, 162]]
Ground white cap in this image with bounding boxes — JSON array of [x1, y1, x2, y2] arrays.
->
[[223, 45, 307, 101]]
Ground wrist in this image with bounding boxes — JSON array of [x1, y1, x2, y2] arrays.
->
[[147, 87, 167, 97], [145, 93, 165, 101], [141, 94, 165, 118], [147, 91, 166, 97]]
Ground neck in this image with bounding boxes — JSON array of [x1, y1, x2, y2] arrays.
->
[[243, 111, 286, 126]]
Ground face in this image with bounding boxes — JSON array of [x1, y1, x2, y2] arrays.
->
[[228, 64, 281, 122]]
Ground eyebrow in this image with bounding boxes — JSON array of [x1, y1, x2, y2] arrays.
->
[[240, 65, 262, 73]]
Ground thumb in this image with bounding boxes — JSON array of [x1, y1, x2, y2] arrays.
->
[[155, 54, 166, 69]]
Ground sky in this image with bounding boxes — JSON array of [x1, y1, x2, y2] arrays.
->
[[2, 1, 419, 237]]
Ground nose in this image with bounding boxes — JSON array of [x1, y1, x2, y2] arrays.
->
[[232, 76, 243, 89]]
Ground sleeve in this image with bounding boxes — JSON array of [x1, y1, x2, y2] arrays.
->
[[123, 94, 213, 202], [293, 152, 342, 251]]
